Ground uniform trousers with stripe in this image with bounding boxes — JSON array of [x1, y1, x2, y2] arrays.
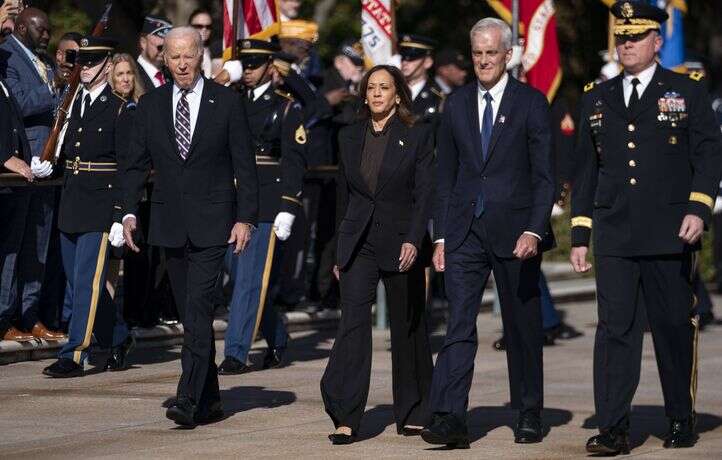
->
[[593, 252, 698, 431], [58, 231, 128, 364], [224, 223, 287, 363]]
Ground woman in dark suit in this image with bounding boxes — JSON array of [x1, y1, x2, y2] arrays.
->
[[320, 65, 434, 444]]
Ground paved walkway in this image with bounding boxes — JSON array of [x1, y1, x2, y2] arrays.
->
[[1, 299, 721, 459]]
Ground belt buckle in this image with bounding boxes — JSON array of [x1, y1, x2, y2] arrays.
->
[[71, 156, 81, 175]]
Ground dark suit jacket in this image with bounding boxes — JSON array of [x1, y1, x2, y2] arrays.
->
[[0, 36, 59, 157], [118, 78, 258, 248], [435, 76, 555, 257], [336, 117, 434, 271], [0, 79, 31, 166]]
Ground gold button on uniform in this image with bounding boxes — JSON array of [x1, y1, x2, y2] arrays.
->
[[75, 142, 80, 147], [627, 124, 635, 132], [629, 160, 636, 167], [669, 136, 677, 145], [630, 178, 637, 185], [78, 128, 82, 133], [628, 141, 636, 149]]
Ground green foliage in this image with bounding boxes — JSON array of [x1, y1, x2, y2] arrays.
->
[[47, 0, 91, 54]]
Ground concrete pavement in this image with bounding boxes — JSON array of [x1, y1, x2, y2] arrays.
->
[[1, 299, 721, 459]]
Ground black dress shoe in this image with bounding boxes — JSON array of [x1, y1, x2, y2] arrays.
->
[[105, 335, 135, 371], [42, 358, 83, 378], [328, 432, 356, 445], [493, 335, 506, 351], [664, 415, 698, 448], [554, 322, 583, 340], [262, 348, 285, 369], [398, 426, 423, 436], [218, 356, 251, 375], [515, 412, 543, 443], [420, 413, 470, 449], [166, 397, 197, 428], [195, 401, 224, 425], [586, 429, 630, 455]]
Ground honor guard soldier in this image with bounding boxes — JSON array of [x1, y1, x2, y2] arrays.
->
[[399, 34, 445, 127], [42, 37, 136, 378], [571, 1, 722, 454], [217, 39, 307, 375]]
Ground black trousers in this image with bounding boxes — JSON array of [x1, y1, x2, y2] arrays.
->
[[320, 232, 433, 433], [429, 217, 544, 417], [594, 253, 698, 431], [165, 243, 226, 409]]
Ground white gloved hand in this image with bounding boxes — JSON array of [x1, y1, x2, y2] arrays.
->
[[273, 212, 295, 241], [551, 203, 565, 218], [30, 156, 53, 178], [715, 196, 722, 215], [108, 222, 125, 248]]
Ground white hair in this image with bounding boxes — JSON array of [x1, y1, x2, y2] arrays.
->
[[470, 17, 512, 51], [164, 26, 203, 54]]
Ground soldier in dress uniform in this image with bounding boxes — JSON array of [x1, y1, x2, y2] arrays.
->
[[42, 37, 136, 378], [217, 39, 307, 375], [570, 1, 722, 454], [399, 34, 445, 127]]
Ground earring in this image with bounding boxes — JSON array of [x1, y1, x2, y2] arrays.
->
[[364, 99, 368, 105], [396, 99, 400, 105]]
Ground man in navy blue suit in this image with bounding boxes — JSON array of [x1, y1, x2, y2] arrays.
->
[[421, 17, 555, 449]]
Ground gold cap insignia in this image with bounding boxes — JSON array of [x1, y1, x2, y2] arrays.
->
[[242, 40, 251, 49], [621, 2, 634, 19], [295, 125, 307, 145], [80, 38, 89, 47]]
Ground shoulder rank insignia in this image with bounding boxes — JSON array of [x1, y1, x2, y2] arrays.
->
[[430, 87, 445, 99], [275, 89, 294, 102], [295, 125, 307, 144], [584, 81, 595, 93], [689, 71, 704, 82]]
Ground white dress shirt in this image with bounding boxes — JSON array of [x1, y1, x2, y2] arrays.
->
[[252, 81, 272, 101], [409, 78, 427, 101], [137, 54, 163, 88], [172, 76, 204, 141], [477, 72, 509, 130], [623, 63, 657, 107], [79, 83, 108, 117]]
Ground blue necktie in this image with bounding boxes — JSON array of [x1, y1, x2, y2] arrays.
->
[[475, 92, 494, 217]]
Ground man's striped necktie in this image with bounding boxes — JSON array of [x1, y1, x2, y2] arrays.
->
[[175, 89, 191, 160]]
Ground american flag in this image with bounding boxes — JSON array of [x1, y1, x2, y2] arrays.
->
[[223, 0, 280, 60]]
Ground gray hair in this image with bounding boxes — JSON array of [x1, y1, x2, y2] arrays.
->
[[164, 26, 203, 54], [470, 17, 512, 51]]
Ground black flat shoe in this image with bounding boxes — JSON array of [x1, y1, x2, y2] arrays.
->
[[420, 413, 470, 449], [328, 433, 356, 445], [664, 414, 698, 448], [586, 430, 630, 455], [218, 356, 251, 375], [105, 335, 135, 371], [514, 412, 543, 444], [42, 358, 83, 378], [166, 397, 197, 428], [262, 347, 285, 369], [399, 426, 423, 436]]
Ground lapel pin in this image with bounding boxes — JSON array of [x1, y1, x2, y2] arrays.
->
[[399, 140, 404, 146], [499, 115, 506, 124], [209, 99, 215, 103], [100, 95, 107, 102], [263, 94, 271, 101]]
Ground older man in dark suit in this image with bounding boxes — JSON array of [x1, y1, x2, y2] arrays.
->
[[421, 17, 555, 449], [119, 26, 257, 428]]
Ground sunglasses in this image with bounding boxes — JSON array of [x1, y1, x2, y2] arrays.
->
[[192, 24, 212, 30]]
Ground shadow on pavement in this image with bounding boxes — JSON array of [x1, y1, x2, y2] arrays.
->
[[467, 404, 573, 443], [582, 405, 722, 450], [161, 386, 296, 418], [357, 404, 395, 441]]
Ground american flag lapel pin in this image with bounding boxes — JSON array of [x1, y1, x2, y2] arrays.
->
[[399, 140, 404, 147], [499, 115, 506, 124], [209, 98, 215, 104]]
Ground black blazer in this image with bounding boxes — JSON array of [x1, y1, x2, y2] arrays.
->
[[118, 78, 258, 248], [435, 76, 556, 256], [336, 117, 434, 271]]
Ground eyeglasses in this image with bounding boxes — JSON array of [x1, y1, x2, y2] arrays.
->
[[192, 24, 212, 30]]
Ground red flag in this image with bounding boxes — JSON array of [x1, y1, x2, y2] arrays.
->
[[487, 0, 563, 101], [223, 0, 280, 61]]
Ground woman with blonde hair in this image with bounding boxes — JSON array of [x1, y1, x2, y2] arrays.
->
[[109, 53, 146, 101]]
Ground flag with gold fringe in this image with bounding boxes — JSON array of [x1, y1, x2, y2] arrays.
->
[[223, 0, 280, 61]]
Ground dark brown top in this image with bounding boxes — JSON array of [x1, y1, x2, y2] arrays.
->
[[359, 116, 393, 193]]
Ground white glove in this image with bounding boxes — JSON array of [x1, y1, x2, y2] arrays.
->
[[30, 156, 53, 178], [714, 196, 722, 215], [273, 212, 295, 241], [551, 203, 565, 218], [108, 222, 125, 248]]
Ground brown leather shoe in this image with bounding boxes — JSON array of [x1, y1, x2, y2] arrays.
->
[[31, 322, 66, 340], [3, 326, 35, 342]]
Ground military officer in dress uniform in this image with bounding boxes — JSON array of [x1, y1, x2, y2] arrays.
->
[[42, 37, 136, 378], [217, 39, 307, 375], [399, 34, 445, 128], [570, 1, 722, 454]]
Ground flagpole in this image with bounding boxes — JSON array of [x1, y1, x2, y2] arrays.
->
[[231, 0, 239, 60], [511, 0, 519, 78]]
